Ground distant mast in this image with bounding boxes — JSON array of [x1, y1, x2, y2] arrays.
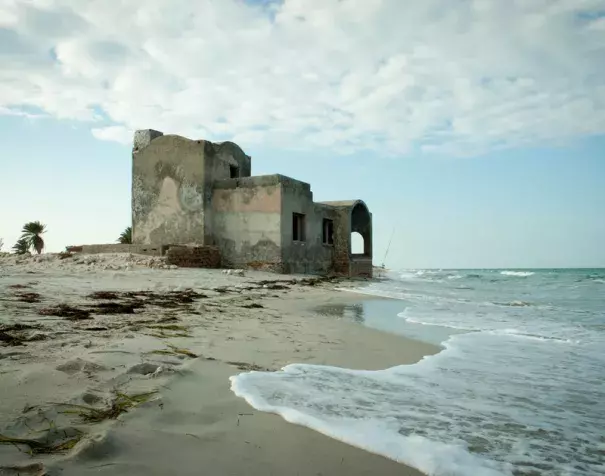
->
[[381, 227, 395, 269]]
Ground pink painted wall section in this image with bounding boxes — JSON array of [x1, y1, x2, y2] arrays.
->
[[212, 185, 281, 213]]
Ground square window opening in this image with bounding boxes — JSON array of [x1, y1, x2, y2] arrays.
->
[[230, 165, 239, 178]]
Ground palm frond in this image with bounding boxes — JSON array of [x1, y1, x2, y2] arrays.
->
[[21, 221, 46, 235], [12, 238, 30, 255], [20, 221, 47, 254], [118, 226, 132, 244]]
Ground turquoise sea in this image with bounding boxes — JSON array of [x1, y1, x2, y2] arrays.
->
[[232, 269, 605, 475]]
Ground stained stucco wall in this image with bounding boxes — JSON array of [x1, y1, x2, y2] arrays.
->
[[132, 130, 251, 246], [132, 134, 207, 245], [203, 142, 251, 243], [212, 176, 282, 269], [280, 177, 337, 275]]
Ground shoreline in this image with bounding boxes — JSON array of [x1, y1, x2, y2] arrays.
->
[[0, 253, 437, 475]]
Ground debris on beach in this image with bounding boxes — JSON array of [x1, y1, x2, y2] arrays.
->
[[91, 301, 142, 314], [87, 291, 120, 300], [0, 324, 43, 346], [0, 432, 83, 455], [14, 292, 42, 303], [149, 344, 197, 358], [0, 331, 24, 346], [56, 391, 158, 423], [39, 304, 92, 320], [241, 302, 264, 309], [226, 361, 268, 371], [7, 284, 31, 289]]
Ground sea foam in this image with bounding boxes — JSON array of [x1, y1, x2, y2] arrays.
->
[[230, 361, 511, 476], [500, 270, 535, 277], [232, 269, 605, 476]]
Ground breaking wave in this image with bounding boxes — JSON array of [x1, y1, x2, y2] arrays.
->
[[500, 271, 535, 277], [232, 268, 605, 476]]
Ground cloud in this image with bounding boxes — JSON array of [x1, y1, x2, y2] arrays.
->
[[91, 125, 132, 144], [1, 0, 604, 156]]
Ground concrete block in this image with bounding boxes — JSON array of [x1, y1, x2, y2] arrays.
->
[[133, 129, 163, 151]]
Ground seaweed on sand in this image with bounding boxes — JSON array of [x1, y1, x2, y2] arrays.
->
[[90, 301, 143, 314], [0, 323, 43, 346], [0, 331, 24, 346], [14, 292, 41, 303], [149, 344, 198, 358], [39, 305, 91, 320], [89, 289, 206, 309], [7, 284, 31, 289], [146, 324, 188, 332], [0, 432, 83, 455], [56, 391, 157, 423], [240, 302, 264, 309], [0, 323, 40, 332], [87, 291, 120, 300], [226, 361, 268, 371]]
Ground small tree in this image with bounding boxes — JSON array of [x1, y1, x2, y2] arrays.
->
[[118, 226, 132, 244], [0, 238, 4, 251], [20, 221, 46, 254], [12, 237, 30, 255]]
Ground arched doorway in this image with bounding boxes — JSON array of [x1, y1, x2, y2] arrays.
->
[[350, 201, 372, 257], [351, 231, 364, 254]]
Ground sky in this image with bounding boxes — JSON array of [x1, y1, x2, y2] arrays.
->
[[1, 0, 604, 269]]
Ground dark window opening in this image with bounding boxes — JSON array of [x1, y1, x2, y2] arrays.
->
[[293, 213, 306, 242], [230, 165, 239, 178], [322, 219, 334, 245]]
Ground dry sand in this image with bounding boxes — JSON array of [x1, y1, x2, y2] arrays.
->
[[0, 252, 438, 476]]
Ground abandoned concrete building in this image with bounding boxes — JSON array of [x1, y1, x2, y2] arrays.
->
[[81, 129, 373, 277]]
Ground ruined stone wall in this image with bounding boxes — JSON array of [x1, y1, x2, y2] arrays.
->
[[331, 209, 352, 276], [212, 176, 282, 269], [165, 245, 221, 268], [349, 257, 373, 278], [80, 243, 164, 256], [280, 178, 336, 275], [318, 200, 373, 278]]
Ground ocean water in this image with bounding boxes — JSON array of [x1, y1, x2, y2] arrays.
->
[[230, 269, 605, 476]]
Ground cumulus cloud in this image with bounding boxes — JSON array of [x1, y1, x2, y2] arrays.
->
[[91, 125, 133, 144], [1, 0, 604, 156]]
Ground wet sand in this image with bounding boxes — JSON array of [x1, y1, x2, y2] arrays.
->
[[0, 252, 437, 476]]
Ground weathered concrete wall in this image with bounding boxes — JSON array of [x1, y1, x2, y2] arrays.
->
[[132, 130, 251, 246], [280, 177, 337, 275], [129, 129, 371, 276], [80, 244, 163, 256], [317, 200, 373, 278], [331, 208, 353, 276], [351, 202, 373, 257], [203, 142, 251, 243], [132, 133, 207, 245], [212, 176, 282, 269], [349, 257, 373, 278]]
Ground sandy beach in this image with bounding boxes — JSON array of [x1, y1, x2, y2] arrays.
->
[[0, 252, 437, 476]]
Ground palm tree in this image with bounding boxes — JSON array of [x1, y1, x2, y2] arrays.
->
[[12, 237, 30, 255], [21, 221, 46, 254], [118, 226, 132, 244]]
